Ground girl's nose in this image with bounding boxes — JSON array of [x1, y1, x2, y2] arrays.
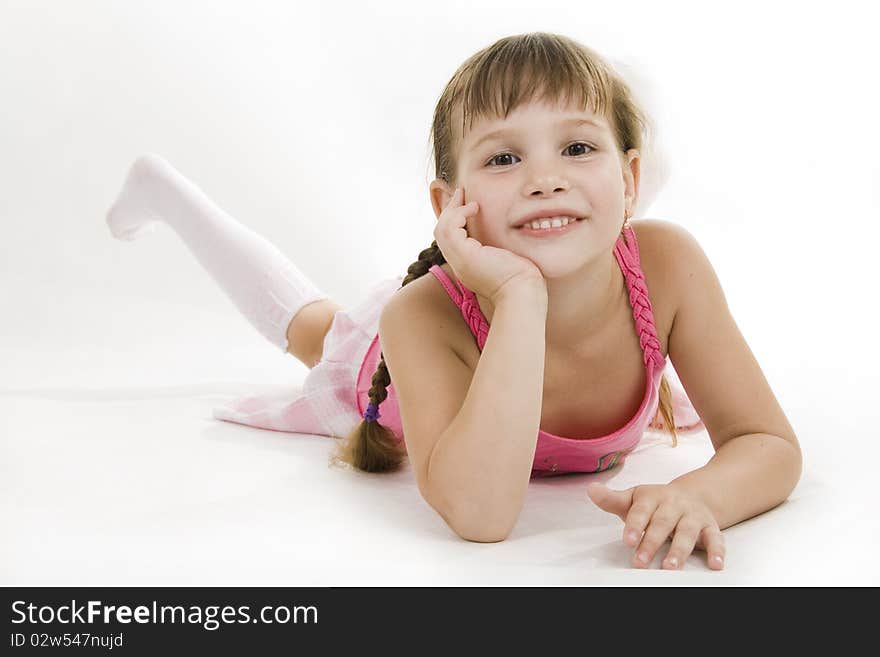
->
[[525, 175, 570, 197]]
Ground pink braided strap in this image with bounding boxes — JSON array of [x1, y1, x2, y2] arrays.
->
[[616, 227, 665, 371], [459, 292, 490, 350], [428, 265, 490, 351]]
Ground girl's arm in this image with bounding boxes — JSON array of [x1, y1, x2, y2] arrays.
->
[[662, 221, 802, 524], [381, 278, 548, 543], [427, 280, 548, 542], [587, 220, 802, 570], [667, 432, 801, 531]]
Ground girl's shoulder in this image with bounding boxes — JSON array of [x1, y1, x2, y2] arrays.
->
[[383, 263, 481, 370], [629, 217, 692, 282], [628, 218, 694, 349], [628, 217, 677, 272]]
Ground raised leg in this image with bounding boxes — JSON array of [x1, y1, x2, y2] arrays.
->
[[106, 154, 330, 354]]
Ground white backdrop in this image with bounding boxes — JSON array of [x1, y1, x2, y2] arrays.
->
[[2, 0, 878, 585]]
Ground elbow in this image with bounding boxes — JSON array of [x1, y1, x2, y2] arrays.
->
[[427, 491, 515, 543], [791, 443, 804, 494], [445, 506, 516, 543], [422, 465, 520, 543], [454, 524, 512, 544], [782, 434, 804, 491], [454, 521, 512, 543]]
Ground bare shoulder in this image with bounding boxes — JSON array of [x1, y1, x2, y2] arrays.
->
[[379, 265, 478, 370], [629, 217, 694, 271], [632, 216, 716, 300], [628, 218, 697, 350]]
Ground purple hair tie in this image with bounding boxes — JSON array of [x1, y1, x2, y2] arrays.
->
[[363, 401, 381, 423]]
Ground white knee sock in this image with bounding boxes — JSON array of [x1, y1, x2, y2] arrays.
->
[[105, 153, 328, 353]]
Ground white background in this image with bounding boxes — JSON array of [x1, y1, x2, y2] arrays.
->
[[2, 0, 878, 585]]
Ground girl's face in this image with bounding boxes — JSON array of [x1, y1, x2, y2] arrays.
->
[[434, 97, 640, 280]]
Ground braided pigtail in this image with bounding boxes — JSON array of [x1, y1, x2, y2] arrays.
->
[[330, 242, 447, 473]]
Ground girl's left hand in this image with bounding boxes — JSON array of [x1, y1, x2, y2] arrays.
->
[[586, 482, 726, 570]]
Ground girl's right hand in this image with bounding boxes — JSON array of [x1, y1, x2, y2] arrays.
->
[[433, 188, 546, 304]]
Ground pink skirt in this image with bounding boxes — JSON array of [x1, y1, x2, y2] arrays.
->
[[212, 275, 704, 439]]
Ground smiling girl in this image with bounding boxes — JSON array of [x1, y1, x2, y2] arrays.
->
[[106, 32, 802, 571]]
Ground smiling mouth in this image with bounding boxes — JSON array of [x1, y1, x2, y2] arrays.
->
[[515, 217, 586, 235]]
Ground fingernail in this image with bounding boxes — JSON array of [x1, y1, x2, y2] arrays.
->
[[626, 530, 639, 544], [637, 552, 649, 564], [712, 555, 724, 566], [664, 557, 678, 569]]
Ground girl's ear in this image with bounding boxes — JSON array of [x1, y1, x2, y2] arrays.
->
[[623, 148, 641, 217], [429, 179, 454, 220]]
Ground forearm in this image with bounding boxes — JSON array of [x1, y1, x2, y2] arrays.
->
[[428, 282, 548, 540], [668, 432, 803, 530]]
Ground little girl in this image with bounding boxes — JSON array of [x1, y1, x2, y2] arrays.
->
[[106, 33, 802, 570]]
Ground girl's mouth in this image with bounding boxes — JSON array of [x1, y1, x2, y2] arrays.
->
[[515, 217, 585, 237]]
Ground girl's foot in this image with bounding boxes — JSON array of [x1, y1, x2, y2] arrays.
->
[[105, 153, 173, 241]]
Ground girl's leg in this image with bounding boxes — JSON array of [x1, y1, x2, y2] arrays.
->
[[106, 153, 332, 363], [286, 298, 343, 368]]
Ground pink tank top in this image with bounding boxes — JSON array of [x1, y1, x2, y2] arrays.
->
[[356, 225, 667, 477]]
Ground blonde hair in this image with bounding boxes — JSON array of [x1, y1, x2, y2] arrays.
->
[[331, 32, 678, 474]]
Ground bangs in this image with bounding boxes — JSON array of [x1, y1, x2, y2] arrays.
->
[[457, 33, 614, 136], [431, 32, 651, 184]]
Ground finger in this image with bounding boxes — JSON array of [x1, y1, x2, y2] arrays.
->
[[439, 190, 462, 234], [445, 187, 461, 209], [435, 188, 479, 263], [435, 189, 466, 242], [441, 193, 478, 231], [661, 518, 703, 570], [445, 187, 478, 213], [699, 525, 726, 570], [587, 483, 633, 522], [622, 496, 658, 548], [445, 201, 480, 245], [632, 506, 681, 569]]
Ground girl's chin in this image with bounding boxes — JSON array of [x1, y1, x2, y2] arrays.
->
[[525, 257, 593, 280]]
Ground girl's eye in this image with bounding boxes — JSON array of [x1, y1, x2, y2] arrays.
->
[[485, 142, 595, 167], [487, 153, 518, 167], [565, 142, 594, 157]]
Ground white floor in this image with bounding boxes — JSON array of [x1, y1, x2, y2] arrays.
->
[[2, 289, 877, 587]]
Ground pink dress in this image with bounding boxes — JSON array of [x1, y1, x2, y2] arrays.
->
[[213, 225, 704, 477]]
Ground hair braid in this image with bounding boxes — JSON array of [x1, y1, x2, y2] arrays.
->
[[331, 242, 446, 473], [402, 241, 448, 286]]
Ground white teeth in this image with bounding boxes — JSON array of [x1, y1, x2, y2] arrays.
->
[[525, 216, 577, 230]]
